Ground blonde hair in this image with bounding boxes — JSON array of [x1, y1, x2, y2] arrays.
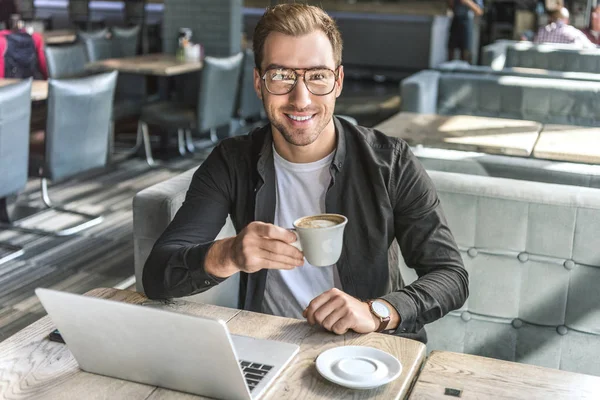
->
[[253, 3, 343, 71]]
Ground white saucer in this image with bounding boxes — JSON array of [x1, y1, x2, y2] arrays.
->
[[315, 346, 402, 390]]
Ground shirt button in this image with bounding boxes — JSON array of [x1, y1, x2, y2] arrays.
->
[[204, 280, 211, 285]]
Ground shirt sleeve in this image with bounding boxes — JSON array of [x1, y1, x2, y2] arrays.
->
[[380, 144, 469, 334], [32, 33, 47, 79], [142, 142, 236, 299]]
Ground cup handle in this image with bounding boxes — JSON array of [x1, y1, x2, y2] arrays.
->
[[289, 229, 302, 251]]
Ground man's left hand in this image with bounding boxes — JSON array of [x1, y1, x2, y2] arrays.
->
[[302, 288, 380, 334]]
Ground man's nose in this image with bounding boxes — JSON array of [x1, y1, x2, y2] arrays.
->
[[288, 77, 312, 109]]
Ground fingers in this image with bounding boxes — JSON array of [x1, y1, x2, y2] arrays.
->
[[255, 249, 304, 270], [250, 221, 298, 244], [304, 289, 337, 324], [259, 236, 303, 262]]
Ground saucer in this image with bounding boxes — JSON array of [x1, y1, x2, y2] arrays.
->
[[315, 346, 402, 390]]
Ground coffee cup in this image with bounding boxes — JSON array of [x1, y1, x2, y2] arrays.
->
[[290, 214, 348, 267]]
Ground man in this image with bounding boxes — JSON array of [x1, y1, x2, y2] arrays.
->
[[0, 0, 17, 29], [582, 4, 600, 46], [143, 4, 468, 342], [534, 7, 595, 47], [0, 14, 47, 79], [447, 0, 484, 62]]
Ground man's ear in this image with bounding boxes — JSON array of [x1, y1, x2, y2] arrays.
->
[[335, 65, 344, 98], [254, 68, 263, 99]]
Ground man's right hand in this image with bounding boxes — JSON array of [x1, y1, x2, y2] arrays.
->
[[204, 222, 304, 278]]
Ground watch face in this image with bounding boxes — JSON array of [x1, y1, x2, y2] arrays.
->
[[372, 301, 390, 318]]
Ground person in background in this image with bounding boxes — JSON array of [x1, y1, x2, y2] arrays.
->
[[0, 14, 47, 79], [534, 7, 595, 47], [582, 4, 600, 46], [143, 3, 468, 342], [0, 0, 17, 29], [447, 0, 484, 62]]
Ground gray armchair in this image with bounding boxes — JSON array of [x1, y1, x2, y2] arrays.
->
[[45, 44, 88, 79], [236, 49, 264, 123], [83, 37, 113, 62], [26, 71, 118, 236], [0, 80, 32, 264], [112, 26, 140, 58], [138, 52, 244, 165], [77, 28, 109, 41]]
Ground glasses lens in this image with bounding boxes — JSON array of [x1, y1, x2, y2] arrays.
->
[[305, 69, 336, 95], [265, 68, 297, 95]]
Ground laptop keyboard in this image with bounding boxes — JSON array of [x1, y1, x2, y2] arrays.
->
[[239, 360, 273, 392]]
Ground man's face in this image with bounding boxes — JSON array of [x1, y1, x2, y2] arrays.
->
[[593, 8, 600, 31], [254, 30, 344, 147]]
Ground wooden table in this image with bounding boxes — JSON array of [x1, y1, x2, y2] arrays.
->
[[43, 30, 77, 45], [408, 351, 600, 400], [0, 78, 48, 101], [533, 124, 600, 164], [0, 288, 426, 399], [374, 112, 542, 157], [85, 54, 203, 76]]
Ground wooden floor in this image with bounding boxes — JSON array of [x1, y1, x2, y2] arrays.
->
[[0, 80, 400, 343]]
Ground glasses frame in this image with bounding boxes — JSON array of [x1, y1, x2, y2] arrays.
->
[[260, 66, 340, 96]]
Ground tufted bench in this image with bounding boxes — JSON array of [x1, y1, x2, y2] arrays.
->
[[482, 41, 600, 73], [133, 168, 600, 377]]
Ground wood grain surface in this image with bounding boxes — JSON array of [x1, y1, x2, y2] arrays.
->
[[533, 125, 600, 164], [85, 54, 203, 76], [0, 79, 48, 101], [375, 112, 542, 156], [42, 30, 76, 45], [409, 351, 600, 400], [0, 288, 425, 400]]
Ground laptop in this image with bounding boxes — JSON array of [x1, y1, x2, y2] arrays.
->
[[35, 288, 299, 400]]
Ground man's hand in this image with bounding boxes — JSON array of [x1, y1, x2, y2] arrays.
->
[[302, 288, 380, 335], [205, 222, 304, 278]]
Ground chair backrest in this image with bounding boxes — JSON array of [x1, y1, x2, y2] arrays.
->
[[83, 37, 113, 62], [124, 0, 146, 26], [197, 52, 244, 132], [505, 45, 600, 74], [77, 28, 109, 41], [44, 71, 118, 182], [236, 48, 263, 120], [0, 79, 32, 198], [111, 25, 140, 58], [45, 44, 88, 79]]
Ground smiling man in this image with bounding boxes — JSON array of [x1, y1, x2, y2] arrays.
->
[[143, 4, 468, 342]]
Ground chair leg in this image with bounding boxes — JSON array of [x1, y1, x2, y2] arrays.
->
[[0, 180, 104, 237], [185, 129, 195, 153], [107, 121, 115, 163], [177, 129, 186, 156], [0, 198, 24, 265], [139, 121, 156, 166]]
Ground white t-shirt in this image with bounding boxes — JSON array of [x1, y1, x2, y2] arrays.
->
[[261, 146, 341, 319]]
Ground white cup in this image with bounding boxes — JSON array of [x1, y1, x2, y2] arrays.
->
[[290, 214, 348, 267]]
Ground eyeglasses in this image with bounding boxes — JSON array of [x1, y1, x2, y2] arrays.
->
[[261, 67, 339, 96]]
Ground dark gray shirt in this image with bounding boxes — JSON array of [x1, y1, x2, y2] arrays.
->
[[143, 117, 468, 342]]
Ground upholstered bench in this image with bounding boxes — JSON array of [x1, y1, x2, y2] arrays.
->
[[133, 168, 600, 377]]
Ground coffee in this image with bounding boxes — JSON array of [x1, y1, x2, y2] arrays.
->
[[295, 215, 344, 229]]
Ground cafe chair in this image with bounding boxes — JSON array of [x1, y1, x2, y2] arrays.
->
[[83, 37, 113, 62], [111, 25, 140, 58], [69, 0, 105, 31], [236, 49, 264, 124], [0, 80, 32, 264], [77, 28, 110, 41], [45, 43, 88, 79], [123, 0, 148, 53], [137, 52, 244, 166], [25, 72, 118, 236]]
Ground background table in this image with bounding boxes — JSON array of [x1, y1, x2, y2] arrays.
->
[[0, 288, 426, 399], [533, 125, 600, 164], [85, 54, 203, 76], [375, 112, 542, 157], [42, 30, 77, 45], [0, 78, 48, 101], [409, 351, 600, 400]]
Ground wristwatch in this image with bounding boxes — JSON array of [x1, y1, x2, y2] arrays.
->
[[367, 300, 391, 332]]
